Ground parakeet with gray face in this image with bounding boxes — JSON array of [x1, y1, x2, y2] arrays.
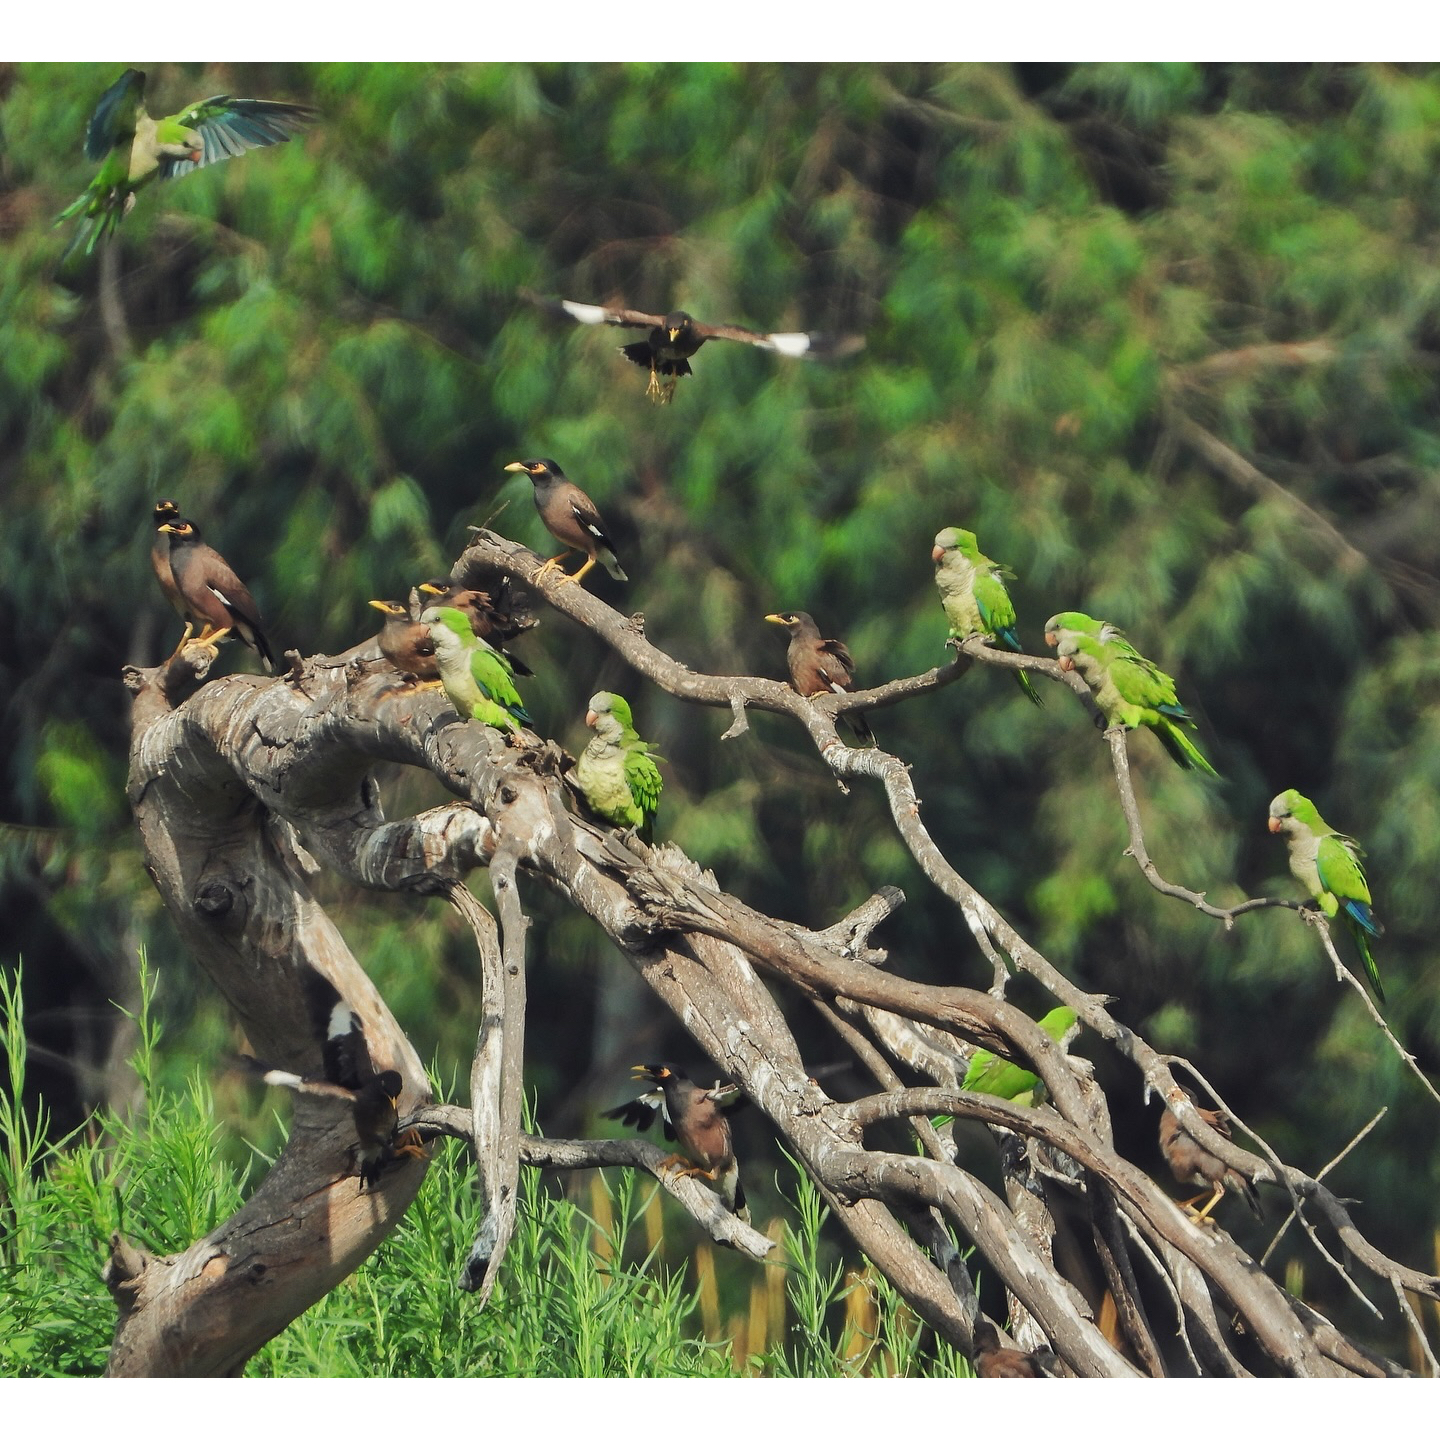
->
[[1052, 615, 1217, 775], [573, 692, 662, 842], [422, 606, 531, 734], [962, 1007, 1079, 1107], [932, 528, 1042, 705], [57, 68, 317, 256], [1268, 789, 1385, 1003]]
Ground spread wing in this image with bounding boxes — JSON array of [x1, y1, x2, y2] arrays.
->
[[519, 290, 663, 331], [85, 69, 145, 161], [603, 1090, 676, 1141], [160, 95, 318, 179], [690, 320, 864, 360]]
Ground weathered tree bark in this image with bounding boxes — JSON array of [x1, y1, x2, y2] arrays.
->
[[108, 539, 1439, 1377]]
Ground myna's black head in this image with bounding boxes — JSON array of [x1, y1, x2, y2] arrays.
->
[[632, 1062, 686, 1084], [153, 498, 180, 527], [764, 611, 817, 637], [368, 599, 409, 619], [662, 312, 694, 341], [158, 518, 200, 544], [504, 458, 563, 487], [377, 1071, 404, 1100]]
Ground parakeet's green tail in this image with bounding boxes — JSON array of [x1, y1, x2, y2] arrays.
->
[[1155, 718, 1218, 776], [1015, 669, 1044, 707], [1350, 925, 1385, 1005]]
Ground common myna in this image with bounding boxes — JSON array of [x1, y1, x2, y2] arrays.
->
[[504, 458, 627, 585], [573, 692, 663, 843], [933, 528, 1043, 706], [972, 1320, 1048, 1378], [420, 605, 531, 734], [604, 1063, 747, 1220], [764, 610, 875, 745], [157, 517, 275, 670], [1269, 789, 1385, 1004], [368, 600, 440, 685], [1159, 1089, 1262, 1224], [521, 291, 863, 404], [240, 971, 424, 1190], [416, 580, 534, 676], [150, 498, 184, 616], [58, 68, 317, 257]]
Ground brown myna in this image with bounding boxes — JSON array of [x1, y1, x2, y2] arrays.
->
[[157, 517, 275, 671], [416, 580, 534, 676], [972, 1320, 1048, 1378], [239, 971, 425, 1191], [504, 458, 627, 586], [764, 610, 875, 745], [604, 1063, 748, 1221], [150, 498, 185, 617], [521, 290, 864, 404], [1159, 1089, 1262, 1224], [368, 600, 440, 685]]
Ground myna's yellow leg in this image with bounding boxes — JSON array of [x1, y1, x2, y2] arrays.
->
[[657, 1154, 716, 1182], [391, 1128, 428, 1162], [645, 365, 663, 401], [1189, 1184, 1226, 1225], [659, 377, 678, 405], [554, 555, 598, 587], [534, 550, 575, 580]]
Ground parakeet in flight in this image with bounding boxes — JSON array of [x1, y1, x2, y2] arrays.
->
[[573, 691, 663, 842], [1268, 788, 1385, 1003], [932, 528, 1043, 706], [57, 68, 317, 256]]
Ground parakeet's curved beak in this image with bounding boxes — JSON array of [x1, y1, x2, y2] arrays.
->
[[1044, 631, 1058, 647], [1267, 817, 1282, 833], [1058, 655, 1074, 672], [503, 461, 528, 474], [931, 545, 945, 562], [585, 709, 599, 728]]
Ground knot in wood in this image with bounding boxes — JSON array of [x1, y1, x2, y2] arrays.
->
[[194, 879, 237, 919]]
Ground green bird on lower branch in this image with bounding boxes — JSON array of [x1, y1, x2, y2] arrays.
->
[[574, 692, 663, 842], [1268, 788, 1385, 1003], [961, 1006, 1078, 1107], [422, 605, 531, 734]]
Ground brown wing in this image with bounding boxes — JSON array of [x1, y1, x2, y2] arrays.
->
[[520, 289, 664, 331], [817, 637, 858, 680], [560, 483, 620, 557], [691, 320, 865, 361]]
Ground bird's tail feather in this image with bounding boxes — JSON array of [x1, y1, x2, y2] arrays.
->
[[1015, 669, 1044, 707], [600, 548, 628, 583], [1351, 927, 1386, 1005], [1157, 719, 1218, 776]]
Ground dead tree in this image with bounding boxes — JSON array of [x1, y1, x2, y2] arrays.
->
[[109, 529, 1439, 1377]]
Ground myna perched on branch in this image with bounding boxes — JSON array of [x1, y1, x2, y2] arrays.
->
[[1158, 1089, 1262, 1225], [764, 610, 875, 745], [58, 68, 318, 257], [505, 458, 627, 586], [573, 692, 663, 843], [520, 290, 863, 403], [604, 1064, 748, 1220], [238, 971, 424, 1190], [156, 516, 275, 671], [368, 600, 440, 686], [932, 527, 1043, 706], [420, 605, 531, 734]]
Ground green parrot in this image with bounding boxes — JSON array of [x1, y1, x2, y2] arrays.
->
[[1268, 789, 1385, 1003], [931, 527, 1042, 706], [962, 1007, 1079, 1107], [1052, 615, 1218, 776], [1043, 611, 1111, 649], [57, 68, 317, 256], [422, 606, 531, 734], [573, 692, 663, 842]]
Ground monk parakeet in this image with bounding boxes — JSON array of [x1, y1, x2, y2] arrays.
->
[[1043, 611, 1111, 649], [961, 1007, 1078, 1107], [932, 527, 1042, 706], [1052, 616, 1217, 775], [57, 68, 317, 256], [422, 606, 531, 734], [573, 692, 663, 842], [1268, 789, 1385, 1003]]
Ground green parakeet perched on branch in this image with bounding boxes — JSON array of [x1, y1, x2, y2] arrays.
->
[[1268, 789, 1385, 1003], [962, 1007, 1079, 1107], [422, 606, 531, 734], [57, 68, 317, 256], [931, 527, 1042, 706], [574, 692, 663, 842], [1051, 614, 1217, 776]]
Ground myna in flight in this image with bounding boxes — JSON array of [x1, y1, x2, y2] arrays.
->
[[417, 580, 534, 676], [604, 1064, 748, 1221], [420, 604, 531, 734], [368, 600, 440, 686], [971, 1320, 1048, 1378], [505, 458, 627, 586], [521, 290, 863, 403], [764, 610, 875, 745], [1158, 1089, 1262, 1225], [156, 516, 275, 670], [58, 68, 317, 257], [573, 692, 663, 843], [240, 971, 424, 1191]]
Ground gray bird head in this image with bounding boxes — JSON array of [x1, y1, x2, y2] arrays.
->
[[504, 458, 563, 490]]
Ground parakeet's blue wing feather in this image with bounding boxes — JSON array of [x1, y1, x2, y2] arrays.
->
[[160, 96, 318, 179], [85, 69, 145, 161]]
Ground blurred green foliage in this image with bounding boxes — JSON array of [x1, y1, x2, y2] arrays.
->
[[3, 62, 1440, 1361]]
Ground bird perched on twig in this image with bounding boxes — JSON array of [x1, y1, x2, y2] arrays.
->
[[155, 515, 275, 671], [764, 610, 875, 745], [1158, 1089, 1262, 1225], [421, 605, 531, 735], [237, 971, 425, 1191], [604, 1064, 748, 1221], [1049, 612, 1217, 775], [368, 600, 440, 686], [504, 458, 627, 586], [573, 692, 663, 843], [57, 68, 317, 257], [971, 1320, 1049, 1378], [1268, 789, 1385, 1003], [520, 290, 863, 403], [932, 527, 1043, 706]]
